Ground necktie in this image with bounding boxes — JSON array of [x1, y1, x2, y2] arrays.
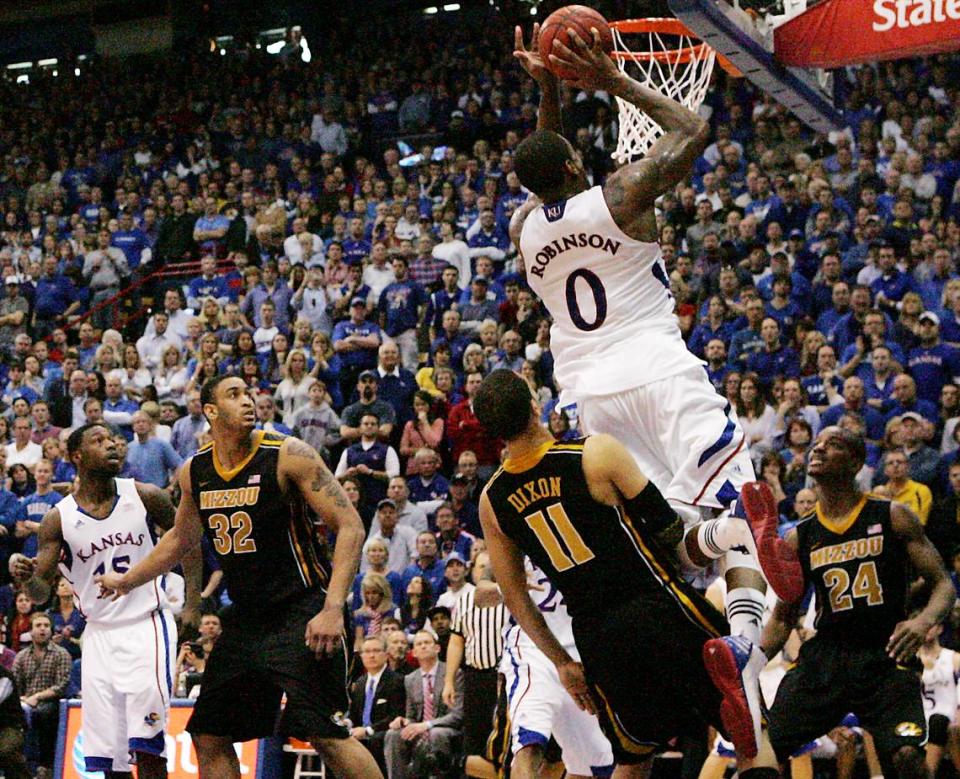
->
[[423, 673, 435, 720], [362, 676, 376, 727]]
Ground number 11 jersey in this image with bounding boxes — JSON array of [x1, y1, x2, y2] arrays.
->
[[519, 186, 702, 397]]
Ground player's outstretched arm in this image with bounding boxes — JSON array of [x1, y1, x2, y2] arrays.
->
[[887, 502, 956, 663], [514, 23, 562, 133], [479, 490, 595, 714], [551, 29, 709, 219], [96, 461, 204, 598], [13, 507, 64, 604], [582, 434, 683, 546], [280, 436, 365, 656], [136, 481, 203, 628]]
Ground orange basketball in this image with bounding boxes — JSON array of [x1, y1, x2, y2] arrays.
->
[[538, 5, 614, 81]]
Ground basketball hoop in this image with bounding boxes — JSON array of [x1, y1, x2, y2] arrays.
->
[[609, 18, 740, 164]]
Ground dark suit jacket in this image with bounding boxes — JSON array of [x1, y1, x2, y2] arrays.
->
[[404, 662, 463, 730], [348, 667, 406, 733]]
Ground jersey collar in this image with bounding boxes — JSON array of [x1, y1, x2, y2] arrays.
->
[[212, 429, 265, 482], [502, 439, 555, 474]]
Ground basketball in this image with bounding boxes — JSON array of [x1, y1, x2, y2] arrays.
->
[[538, 5, 615, 80]]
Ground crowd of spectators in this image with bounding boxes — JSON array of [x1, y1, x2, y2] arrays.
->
[[0, 1, 953, 775]]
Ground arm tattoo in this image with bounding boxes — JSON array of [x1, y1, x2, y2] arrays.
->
[[311, 465, 350, 509], [286, 438, 318, 460]]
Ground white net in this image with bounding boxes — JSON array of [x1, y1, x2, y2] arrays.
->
[[611, 21, 718, 164]]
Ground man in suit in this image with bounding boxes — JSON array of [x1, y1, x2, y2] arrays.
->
[[384, 631, 464, 779], [348, 635, 406, 774]]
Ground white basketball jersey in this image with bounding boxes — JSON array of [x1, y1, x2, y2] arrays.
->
[[519, 186, 703, 396], [922, 647, 958, 722], [59, 478, 169, 625], [502, 559, 577, 659]]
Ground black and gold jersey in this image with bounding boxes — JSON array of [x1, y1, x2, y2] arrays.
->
[[484, 437, 725, 635], [797, 495, 909, 645], [189, 430, 328, 609]]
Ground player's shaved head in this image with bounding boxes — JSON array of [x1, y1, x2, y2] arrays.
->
[[515, 129, 575, 198], [67, 423, 110, 457], [474, 369, 536, 441]]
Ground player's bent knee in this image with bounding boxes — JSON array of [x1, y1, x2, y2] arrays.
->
[[191, 733, 236, 758], [511, 743, 545, 778]]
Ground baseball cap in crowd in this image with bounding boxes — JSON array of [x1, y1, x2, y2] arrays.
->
[[377, 498, 396, 510], [358, 369, 379, 382], [350, 296, 366, 306], [450, 110, 465, 119], [444, 552, 467, 568], [788, 229, 805, 240], [900, 411, 924, 424], [865, 214, 882, 224], [450, 472, 470, 485], [4, 277, 17, 285], [919, 311, 940, 326]]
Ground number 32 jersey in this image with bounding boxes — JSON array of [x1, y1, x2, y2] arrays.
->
[[190, 430, 329, 610], [59, 477, 170, 625], [519, 186, 702, 396]]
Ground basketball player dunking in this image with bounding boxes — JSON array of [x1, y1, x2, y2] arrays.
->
[[761, 427, 954, 779], [96, 376, 383, 779], [474, 370, 779, 779], [12, 423, 199, 779], [510, 24, 799, 755]]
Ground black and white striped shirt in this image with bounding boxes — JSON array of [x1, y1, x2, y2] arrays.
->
[[451, 587, 508, 670]]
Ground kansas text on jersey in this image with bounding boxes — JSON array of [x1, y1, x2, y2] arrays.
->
[[798, 495, 909, 644], [190, 430, 328, 608], [485, 438, 725, 635]]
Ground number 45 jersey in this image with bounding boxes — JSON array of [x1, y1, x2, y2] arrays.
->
[[519, 185, 702, 397], [797, 496, 909, 646], [59, 477, 171, 625]]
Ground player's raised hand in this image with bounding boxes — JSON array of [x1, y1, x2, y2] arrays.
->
[[94, 572, 132, 601], [514, 24, 556, 86], [305, 606, 344, 658], [886, 614, 932, 663], [557, 659, 596, 715], [549, 28, 620, 92]]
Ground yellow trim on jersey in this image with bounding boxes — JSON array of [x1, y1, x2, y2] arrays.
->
[[815, 494, 869, 536], [501, 440, 585, 474], [502, 440, 557, 474], [197, 440, 214, 454], [211, 429, 265, 482], [619, 510, 723, 638], [592, 683, 657, 757]]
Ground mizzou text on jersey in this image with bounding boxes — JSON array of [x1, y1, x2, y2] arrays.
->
[[484, 438, 731, 763], [767, 497, 925, 762], [185, 430, 347, 742]]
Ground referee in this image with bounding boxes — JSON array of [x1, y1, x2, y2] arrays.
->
[[441, 551, 507, 758]]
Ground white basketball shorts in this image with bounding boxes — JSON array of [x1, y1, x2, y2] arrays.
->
[[81, 609, 177, 772], [501, 638, 613, 775], [579, 366, 756, 525]]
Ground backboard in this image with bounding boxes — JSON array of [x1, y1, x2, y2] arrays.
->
[[667, 0, 845, 134]]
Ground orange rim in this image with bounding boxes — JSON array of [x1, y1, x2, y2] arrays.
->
[[609, 17, 743, 77]]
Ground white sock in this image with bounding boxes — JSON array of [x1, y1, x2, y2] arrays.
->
[[725, 586, 765, 645], [693, 514, 754, 560]]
